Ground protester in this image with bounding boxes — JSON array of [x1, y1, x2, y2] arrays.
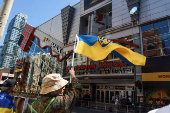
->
[[0, 79, 18, 113], [23, 69, 82, 113]]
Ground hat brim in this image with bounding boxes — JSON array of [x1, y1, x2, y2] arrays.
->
[[1, 86, 10, 90], [40, 78, 68, 94]]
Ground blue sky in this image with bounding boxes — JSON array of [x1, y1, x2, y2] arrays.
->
[[0, 0, 80, 45]]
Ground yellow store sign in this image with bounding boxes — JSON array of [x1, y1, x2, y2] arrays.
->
[[142, 72, 170, 81], [15, 68, 23, 72]]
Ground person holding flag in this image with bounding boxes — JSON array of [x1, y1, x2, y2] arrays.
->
[[23, 69, 82, 113]]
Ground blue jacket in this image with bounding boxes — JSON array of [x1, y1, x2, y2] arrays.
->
[[0, 91, 16, 113]]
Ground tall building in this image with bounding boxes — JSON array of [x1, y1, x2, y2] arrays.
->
[[0, 13, 27, 68], [0, 45, 3, 56]]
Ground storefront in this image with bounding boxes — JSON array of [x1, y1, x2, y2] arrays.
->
[[64, 60, 135, 103], [142, 56, 170, 102], [95, 84, 134, 103]]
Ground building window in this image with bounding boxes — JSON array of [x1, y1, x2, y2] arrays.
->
[[142, 19, 170, 57]]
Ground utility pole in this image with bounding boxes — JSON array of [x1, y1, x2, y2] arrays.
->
[[0, 0, 14, 43]]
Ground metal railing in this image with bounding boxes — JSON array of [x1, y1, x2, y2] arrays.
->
[[78, 100, 168, 113]]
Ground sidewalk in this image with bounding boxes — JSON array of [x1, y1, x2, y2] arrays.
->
[[72, 106, 128, 113]]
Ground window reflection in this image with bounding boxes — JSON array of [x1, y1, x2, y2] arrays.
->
[[141, 24, 153, 32], [157, 27, 169, 35], [154, 20, 168, 28], [142, 19, 170, 57], [27, 37, 51, 56]]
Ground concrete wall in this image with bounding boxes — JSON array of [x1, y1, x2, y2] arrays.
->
[[68, 3, 81, 43], [112, 0, 131, 28], [140, 0, 170, 24], [80, 0, 112, 17], [37, 14, 63, 43]]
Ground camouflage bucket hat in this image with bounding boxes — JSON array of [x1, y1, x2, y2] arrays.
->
[[40, 73, 68, 94]]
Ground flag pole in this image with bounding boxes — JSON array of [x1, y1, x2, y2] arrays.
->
[[70, 34, 77, 83]]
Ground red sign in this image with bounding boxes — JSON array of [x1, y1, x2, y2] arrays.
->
[[65, 61, 127, 73], [94, 14, 105, 25], [158, 75, 170, 78]]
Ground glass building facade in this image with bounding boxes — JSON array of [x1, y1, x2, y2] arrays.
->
[[0, 13, 27, 68], [142, 19, 170, 57]]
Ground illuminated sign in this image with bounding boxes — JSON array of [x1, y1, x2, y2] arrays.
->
[[65, 61, 133, 74], [115, 86, 125, 90], [84, 0, 104, 10], [142, 72, 170, 81], [15, 69, 23, 72]]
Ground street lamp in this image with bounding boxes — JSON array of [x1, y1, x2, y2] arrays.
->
[[130, 7, 138, 15]]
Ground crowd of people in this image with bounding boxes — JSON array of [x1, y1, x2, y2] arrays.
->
[[148, 96, 169, 107], [0, 69, 82, 113]]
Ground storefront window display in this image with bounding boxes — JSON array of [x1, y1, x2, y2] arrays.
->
[[142, 19, 170, 57], [96, 85, 134, 103]]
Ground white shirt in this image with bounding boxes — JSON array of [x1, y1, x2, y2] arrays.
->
[[148, 105, 170, 113], [128, 97, 132, 102], [115, 98, 118, 104]]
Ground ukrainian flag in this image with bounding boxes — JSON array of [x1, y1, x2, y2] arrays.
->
[[74, 35, 146, 66], [0, 91, 16, 113]]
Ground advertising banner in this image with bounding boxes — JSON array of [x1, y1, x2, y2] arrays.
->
[[142, 72, 170, 81], [84, 0, 104, 10]]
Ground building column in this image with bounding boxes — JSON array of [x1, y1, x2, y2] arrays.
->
[[0, 0, 14, 42]]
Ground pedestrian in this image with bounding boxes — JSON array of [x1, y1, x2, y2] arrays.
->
[[115, 97, 119, 110], [23, 69, 82, 113], [128, 96, 132, 103], [115, 97, 118, 105], [0, 79, 18, 113]]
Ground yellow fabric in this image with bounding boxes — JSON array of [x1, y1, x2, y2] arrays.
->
[[142, 72, 170, 81], [156, 101, 160, 105], [149, 101, 153, 104], [0, 107, 15, 113], [76, 41, 146, 66]]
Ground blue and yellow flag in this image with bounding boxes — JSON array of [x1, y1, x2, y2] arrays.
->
[[74, 35, 146, 66], [0, 91, 16, 113]]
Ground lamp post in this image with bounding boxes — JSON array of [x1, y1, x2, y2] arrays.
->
[[129, 6, 138, 103], [0, 0, 14, 42]]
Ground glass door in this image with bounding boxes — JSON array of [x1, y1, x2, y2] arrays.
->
[[105, 90, 109, 103], [110, 90, 114, 103], [115, 91, 119, 99], [97, 90, 100, 102], [101, 90, 104, 102], [126, 90, 134, 102]]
